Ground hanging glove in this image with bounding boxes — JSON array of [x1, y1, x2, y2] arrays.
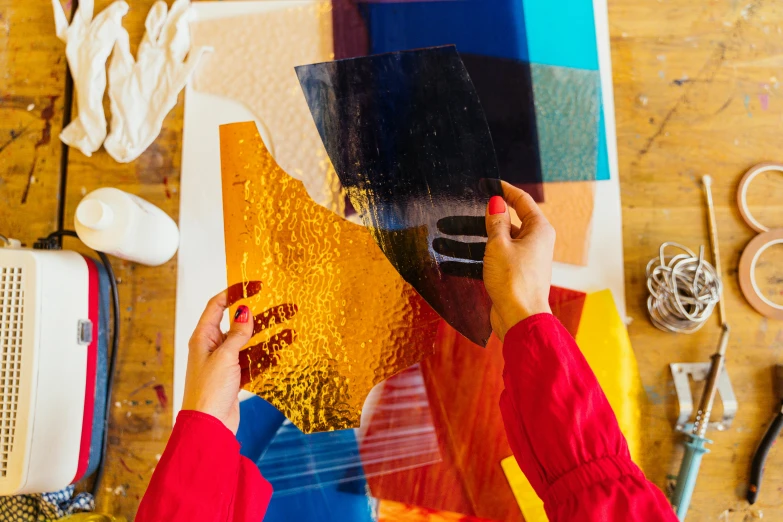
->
[[52, 0, 129, 157], [104, 0, 209, 163]]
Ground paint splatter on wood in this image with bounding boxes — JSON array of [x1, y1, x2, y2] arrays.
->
[[119, 457, 135, 474], [153, 384, 168, 409], [21, 95, 58, 204]]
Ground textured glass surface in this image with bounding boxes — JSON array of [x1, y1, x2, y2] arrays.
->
[[190, 4, 344, 213], [257, 365, 440, 496], [297, 46, 499, 347], [220, 122, 441, 433], [531, 64, 602, 182]]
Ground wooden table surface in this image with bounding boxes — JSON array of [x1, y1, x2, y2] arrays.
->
[[2, 0, 783, 520]]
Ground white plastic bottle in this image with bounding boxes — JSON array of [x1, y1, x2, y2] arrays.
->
[[74, 188, 179, 266]]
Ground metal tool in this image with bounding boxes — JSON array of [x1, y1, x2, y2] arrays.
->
[[670, 175, 732, 520], [670, 362, 737, 433], [671, 325, 730, 519], [747, 364, 783, 505]]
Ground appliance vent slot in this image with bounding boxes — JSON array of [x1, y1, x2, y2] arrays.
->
[[0, 267, 23, 478]]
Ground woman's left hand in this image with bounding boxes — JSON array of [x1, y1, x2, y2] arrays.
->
[[181, 291, 254, 434]]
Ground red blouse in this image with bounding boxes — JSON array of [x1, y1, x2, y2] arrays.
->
[[135, 410, 272, 521], [137, 314, 676, 521], [500, 314, 676, 521]]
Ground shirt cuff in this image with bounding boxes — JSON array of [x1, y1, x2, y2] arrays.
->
[[175, 410, 241, 452], [504, 313, 557, 348]]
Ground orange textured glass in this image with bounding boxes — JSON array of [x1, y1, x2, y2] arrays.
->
[[220, 122, 441, 433]]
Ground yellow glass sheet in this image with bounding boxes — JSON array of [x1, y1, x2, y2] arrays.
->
[[220, 122, 440, 433], [501, 290, 644, 521]]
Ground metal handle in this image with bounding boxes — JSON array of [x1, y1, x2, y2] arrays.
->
[[748, 405, 783, 504], [692, 325, 730, 439], [671, 434, 710, 520]]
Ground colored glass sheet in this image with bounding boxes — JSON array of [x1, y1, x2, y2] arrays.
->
[[332, 0, 609, 184], [190, 4, 344, 213], [236, 395, 286, 462], [259, 426, 377, 522], [358, 365, 441, 479], [460, 54, 543, 199], [546, 286, 587, 336], [331, 0, 544, 198], [358, 1, 529, 61], [254, 365, 440, 496], [377, 500, 495, 522], [260, 420, 368, 495], [501, 290, 644, 521], [297, 46, 500, 347], [521, 0, 599, 70], [536, 181, 596, 266], [531, 64, 601, 182], [500, 456, 545, 522], [363, 286, 586, 522], [221, 121, 441, 433], [520, 0, 610, 183], [256, 429, 494, 522]]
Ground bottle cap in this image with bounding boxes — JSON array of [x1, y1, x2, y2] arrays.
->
[[76, 199, 114, 231]]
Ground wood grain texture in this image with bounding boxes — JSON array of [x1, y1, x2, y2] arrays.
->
[[3, 0, 783, 519], [0, 0, 66, 244], [64, 100, 184, 516], [60, 0, 183, 514], [0, 0, 183, 517], [613, 0, 783, 518]]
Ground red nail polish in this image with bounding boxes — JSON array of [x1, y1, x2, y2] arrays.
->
[[234, 305, 249, 323], [488, 196, 506, 215]]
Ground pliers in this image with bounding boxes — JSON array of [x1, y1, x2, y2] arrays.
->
[[747, 364, 783, 505]]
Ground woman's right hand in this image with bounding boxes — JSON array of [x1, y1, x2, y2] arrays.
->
[[483, 181, 556, 340]]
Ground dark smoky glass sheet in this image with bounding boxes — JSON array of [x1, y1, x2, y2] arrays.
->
[[461, 53, 543, 200], [296, 46, 499, 346]]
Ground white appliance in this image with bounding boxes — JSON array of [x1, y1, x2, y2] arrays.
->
[[0, 244, 109, 495]]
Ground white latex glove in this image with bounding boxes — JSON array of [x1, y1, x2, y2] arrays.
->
[[52, 0, 128, 157], [104, 0, 208, 163]]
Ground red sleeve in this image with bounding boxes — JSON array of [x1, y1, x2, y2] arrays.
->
[[136, 410, 272, 522], [499, 314, 677, 522]]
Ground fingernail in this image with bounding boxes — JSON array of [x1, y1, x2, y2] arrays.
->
[[488, 196, 506, 215], [234, 305, 249, 324]]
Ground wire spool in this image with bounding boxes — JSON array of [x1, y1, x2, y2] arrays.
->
[[646, 242, 722, 334]]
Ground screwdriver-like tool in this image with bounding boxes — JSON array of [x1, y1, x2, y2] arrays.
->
[[747, 364, 783, 505], [670, 324, 730, 519]]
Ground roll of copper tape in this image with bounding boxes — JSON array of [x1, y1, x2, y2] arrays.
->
[[737, 162, 783, 233], [738, 228, 783, 320]]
